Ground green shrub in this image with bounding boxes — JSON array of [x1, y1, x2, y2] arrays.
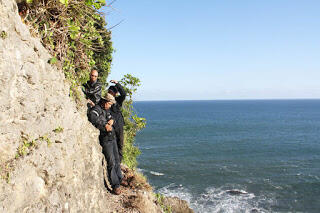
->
[[25, 0, 113, 102], [16, 134, 37, 158], [155, 193, 172, 213], [53, 126, 64, 133], [0, 31, 7, 39], [120, 74, 146, 169]]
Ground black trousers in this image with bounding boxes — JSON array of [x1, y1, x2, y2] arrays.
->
[[115, 126, 124, 162], [100, 136, 123, 189]]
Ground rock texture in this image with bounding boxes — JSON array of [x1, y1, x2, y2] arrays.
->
[[163, 197, 194, 213], [0, 0, 194, 212], [0, 0, 113, 212]]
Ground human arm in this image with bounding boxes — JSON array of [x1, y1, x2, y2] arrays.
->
[[82, 82, 89, 96], [88, 107, 108, 132], [110, 80, 126, 106], [86, 82, 102, 104]]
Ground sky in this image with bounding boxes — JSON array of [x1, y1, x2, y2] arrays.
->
[[101, 0, 320, 101]]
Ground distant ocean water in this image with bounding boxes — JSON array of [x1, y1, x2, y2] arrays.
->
[[133, 100, 320, 213]]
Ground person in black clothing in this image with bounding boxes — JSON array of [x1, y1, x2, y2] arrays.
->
[[88, 97, 126, 195], [108, 80, 127, 162], [83, 69, 102, 107]]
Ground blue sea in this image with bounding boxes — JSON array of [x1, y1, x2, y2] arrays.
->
[[133, 100, 320, 213]]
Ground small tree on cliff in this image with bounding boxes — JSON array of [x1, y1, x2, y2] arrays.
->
[[119, 74, 146, 169]]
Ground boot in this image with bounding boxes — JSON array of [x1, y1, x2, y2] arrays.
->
[[113, 187, 121, 195]]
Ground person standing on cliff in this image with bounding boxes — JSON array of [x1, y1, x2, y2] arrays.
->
[[88, 95, 127, 195], [82, 69, 102, 107], [108, 80, 127, 163]]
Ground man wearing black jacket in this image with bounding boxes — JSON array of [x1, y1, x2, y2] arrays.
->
[[108, 80, 127, 162], [83, 69, 102, 107], [88, 97, 125, 195]]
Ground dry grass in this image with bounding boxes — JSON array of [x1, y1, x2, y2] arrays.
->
[[121, 164, 153, 192]]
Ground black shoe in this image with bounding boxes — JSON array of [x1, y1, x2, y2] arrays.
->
[[113, 187, 121, 195]]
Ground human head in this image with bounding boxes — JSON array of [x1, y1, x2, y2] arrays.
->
[[104, 101, 113, 110], [108, 86, 118, 97], [105, 93, 116, 104], [90, 69, 98, 83], [103, 93, 116, 109]]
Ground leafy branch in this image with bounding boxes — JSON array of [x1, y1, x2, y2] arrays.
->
[[22, 0, 113, 102]]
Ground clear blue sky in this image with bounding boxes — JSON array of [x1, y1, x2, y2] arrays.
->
[[101, 0, 320, 101]]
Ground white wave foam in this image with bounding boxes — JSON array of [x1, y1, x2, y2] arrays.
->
[[157, 184, 274, 213], [150, 171, 164, 176], [158, 184, 192, 204], [137, 168, 165, 176]]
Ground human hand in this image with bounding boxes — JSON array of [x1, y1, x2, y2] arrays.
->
[[105, 123, 112, 132], [88, 99, 95, 107], [108, 119, 114, 126], [110, 80, 118, 84]]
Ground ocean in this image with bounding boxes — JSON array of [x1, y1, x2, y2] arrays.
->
[[133, 100, 320, 213]]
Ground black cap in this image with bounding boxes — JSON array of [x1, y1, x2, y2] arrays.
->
[[108, 86, 118, 94]]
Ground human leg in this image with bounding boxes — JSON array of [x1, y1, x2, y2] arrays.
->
[[115, 126, 124, 162], [112, 138, 123, 181], [101, 139, 120, 190]]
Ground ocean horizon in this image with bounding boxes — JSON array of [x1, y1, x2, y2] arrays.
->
[[134, 99, 320, 213], [134, 98, 320, 102]]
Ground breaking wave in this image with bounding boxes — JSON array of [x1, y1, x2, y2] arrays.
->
[[150, 171, 165, 176], [157, 184, 275, 213], [136, 168, 164, 176]]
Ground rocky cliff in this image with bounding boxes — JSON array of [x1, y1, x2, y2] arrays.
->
[[0, 0, 193, 212], [0, 0, 116, 211]]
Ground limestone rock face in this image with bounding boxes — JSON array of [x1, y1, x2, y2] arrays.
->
[[0, 0, 111, 212]]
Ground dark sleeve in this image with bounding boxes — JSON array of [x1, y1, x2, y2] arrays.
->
[[115, 83, 126, 106], [87, 82, 102, 104], [88, 107, 107, 133], [82, 82, 89, 97]]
